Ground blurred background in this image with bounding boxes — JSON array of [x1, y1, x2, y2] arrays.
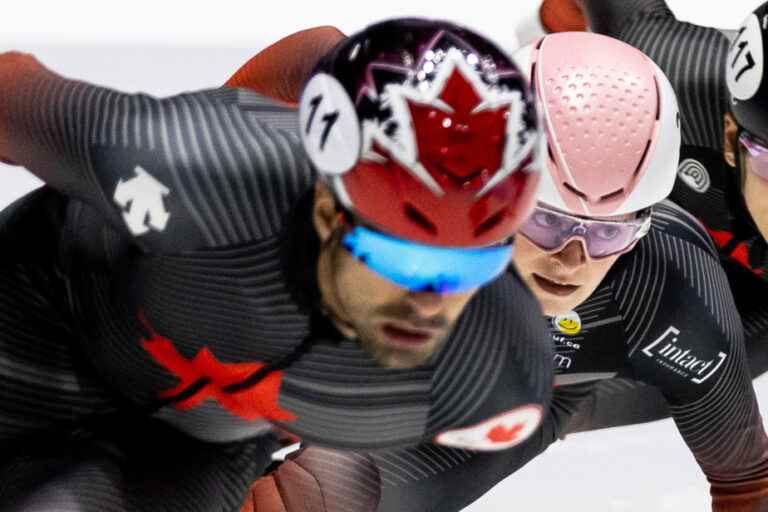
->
[[0, 1, 764, 510]]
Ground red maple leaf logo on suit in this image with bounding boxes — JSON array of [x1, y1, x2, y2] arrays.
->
[[486, 422, 526, 444], [139, 315, 295, 422]]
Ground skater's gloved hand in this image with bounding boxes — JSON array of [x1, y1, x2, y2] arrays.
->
[[539, 0, 587, 32], [225, 26, 346, 105], [240, 445, 380, 512]]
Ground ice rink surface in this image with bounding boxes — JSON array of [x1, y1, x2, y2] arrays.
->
[[1, 1, 767, 510]]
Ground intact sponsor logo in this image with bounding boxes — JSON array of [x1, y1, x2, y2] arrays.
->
[[434, 405, 542, 451], [113, 166, 171, 235], [641, 326, 727, 384], [677, 158, 710, 193]]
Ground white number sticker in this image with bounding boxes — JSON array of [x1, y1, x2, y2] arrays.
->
[[299, 73, 361, 175], [727, 14, 764, 101]]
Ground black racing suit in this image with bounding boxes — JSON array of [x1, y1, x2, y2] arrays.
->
[[0, 58, 553, 510], [271, 6, 768, 510], [552, 0, 768, 434], [361, 200, 768, 511]]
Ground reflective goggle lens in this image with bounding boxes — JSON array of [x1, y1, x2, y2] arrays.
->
[[520, 205, 650, 259], [341, 226, 513, 293], [739, 132, 768, 181]]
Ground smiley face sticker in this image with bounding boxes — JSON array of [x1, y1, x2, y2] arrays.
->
[[554, 311, 581, 335]]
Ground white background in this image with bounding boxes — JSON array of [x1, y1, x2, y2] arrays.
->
[[1, 1, 767, 510]]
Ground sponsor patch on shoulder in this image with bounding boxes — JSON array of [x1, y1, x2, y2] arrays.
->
[[641, 326, 727, 384], [114, 165, 171, 235], [434, 405, 542, 451]]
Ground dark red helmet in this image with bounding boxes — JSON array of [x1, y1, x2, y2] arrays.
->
[[299, 18, 542, 247]]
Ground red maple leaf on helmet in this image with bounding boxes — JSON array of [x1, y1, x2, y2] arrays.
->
[[486, 422, 526, 444], [140, 315, 295, 422], [407, 67, 508, 184]]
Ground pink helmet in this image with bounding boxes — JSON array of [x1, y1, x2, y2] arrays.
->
[[513, 32, 680, 216]]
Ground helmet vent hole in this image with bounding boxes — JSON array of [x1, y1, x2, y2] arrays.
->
[[653, 75, 661, 120], [404, 203, 437, 235], [547, 144, 556, 162], [633, 139, 652, 176], [475, 209, 507, 237], [563, 181, 588, 200], [599, 188, 625, 202]]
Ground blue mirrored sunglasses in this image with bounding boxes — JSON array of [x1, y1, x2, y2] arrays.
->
[[341, 225, 513, 294]]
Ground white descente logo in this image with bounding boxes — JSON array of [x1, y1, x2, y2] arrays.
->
[[113, 166, 171, 236], [641, 326, 727, 384]]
